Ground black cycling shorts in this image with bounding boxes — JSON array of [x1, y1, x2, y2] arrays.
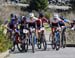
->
[[58, 21, 65, 26], [28, 23, 36, 28]]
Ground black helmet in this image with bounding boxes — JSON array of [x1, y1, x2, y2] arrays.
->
[[22, 16, 26, 20], [39, 13, 44, 18], [60, 16, 64, 20], [73, 19, 75, 22], [10, 13, 14, 18]]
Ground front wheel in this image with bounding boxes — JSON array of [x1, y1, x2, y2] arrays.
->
[[55, 32, 60, 51], [56, 43, 60, 50], [31, 33, 35, 53], [25, 39, 29, 52], [10, 41, 15, 52]]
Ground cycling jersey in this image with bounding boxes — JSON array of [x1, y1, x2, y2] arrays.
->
[[50, 17, 65, 27], [36, 17, 48, 28], [36, 19, 42, 29], [52, 22, 59, 27], [50, 18, 59, 27], [26, 17, 37, 28], [58, 21, 65, 27]]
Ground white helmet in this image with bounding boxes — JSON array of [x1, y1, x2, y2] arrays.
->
[[53, 13, 59, 18], [29, 13, 34, 18], [22, 16, 25, 19]]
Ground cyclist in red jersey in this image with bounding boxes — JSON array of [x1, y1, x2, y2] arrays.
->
[[36, 13, 48, 39], [50, 13, 63, 39]]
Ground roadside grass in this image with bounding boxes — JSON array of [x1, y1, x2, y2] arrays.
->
[[44, 24, 75, 45], [44, 23, 51, 32], [66, 28, 75, 44]]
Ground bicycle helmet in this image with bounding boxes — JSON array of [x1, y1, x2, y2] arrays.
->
[[29, 13, 34, 18], [53, 13, 59, 18], [10, 13, 14, 18], [39, 13, 44, 18]]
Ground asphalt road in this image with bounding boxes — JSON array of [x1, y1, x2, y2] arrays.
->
[[7, 32, 75, 58], [7, 47, 75, 58]]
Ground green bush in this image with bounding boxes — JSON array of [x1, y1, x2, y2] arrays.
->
[[45, 12, 51, 20], [0, 26, 12, 52]]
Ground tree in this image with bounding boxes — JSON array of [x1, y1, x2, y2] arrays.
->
[[29, 0, 48, 11], [70, 0, 75, 10]]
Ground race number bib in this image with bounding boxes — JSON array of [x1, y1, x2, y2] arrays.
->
[[23, 29, 29, 33]]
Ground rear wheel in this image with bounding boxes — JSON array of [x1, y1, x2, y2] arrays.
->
[[62, 34, 66, 48], [37, 39, 41, 49], [42, 34, 47, 50], [37, 33, 41, 49], [31, 33, 35, 53], [51, 39, 55, 49], [56, 45, 60, 50]]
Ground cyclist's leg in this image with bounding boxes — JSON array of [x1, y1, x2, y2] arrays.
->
[[51, 27, 55, 40], [36, 28, 39, 39]]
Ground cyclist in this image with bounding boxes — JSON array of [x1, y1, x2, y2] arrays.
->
[[50, 13, 65, 44], [8, 14, 15, 30], [36, 13, 48, 40], [8, 14, 20, 38], [20, 16, 28, 37], [59, 16, 70, 47], [34, 13, 48, 50], [26, 13, 38, 45], [26, 13, 38, 30], [50, 14, 69, 36], [50, 14, 70, 48]]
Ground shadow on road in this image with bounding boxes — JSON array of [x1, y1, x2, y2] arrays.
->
[[9, 46, 56, 54]]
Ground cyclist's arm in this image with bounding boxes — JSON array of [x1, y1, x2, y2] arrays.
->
[[42, 18, 48, 23]]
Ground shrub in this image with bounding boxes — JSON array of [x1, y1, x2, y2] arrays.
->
[[0, 26, 12, 52], [45, 12, 51, 20]]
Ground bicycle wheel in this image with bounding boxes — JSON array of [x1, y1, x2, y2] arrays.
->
[[17, 42, 23, 52], [62, 33, 66, 48], [37, 39, 41, 49], [24, 36, 29, 52], [51, 38, 56, 49], [55, 32, 60, 51], [10, 41, 15, 52], [42, 34, 47, 50], [31, 33, 35, 53], [61, 27, 66, 48], [37, 32, 41, 49], [10, 34, 15, 52]]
